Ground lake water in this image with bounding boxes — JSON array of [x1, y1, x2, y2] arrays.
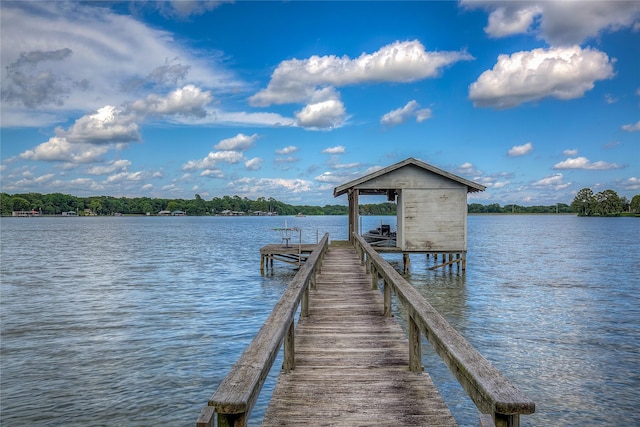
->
[[1, 215, 638, 426]]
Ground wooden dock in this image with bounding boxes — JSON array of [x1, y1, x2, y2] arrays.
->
[[198, 234, 534, 427], [260, 243, 317, 271], [262, 241, 456, 426]]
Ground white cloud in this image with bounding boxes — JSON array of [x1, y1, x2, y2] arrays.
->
[[86, 159, 132, 175], [380, 100, 432, 126], [462, 1, 640, 45], [469, 46, 614, 109], [245, 157, 262, 170], [275, 156, 299, 164], [60, 106, 140, 145], [200, 169, 224, 178], [214, 133, 259, 151], [20, 137, 112, 163], [227, 177, 313, 196], [532, 173, 571, 190], [563, 149, 579, 156], [508, 142, 533, 157], [276, 146, 298, 155], [182, 150, 244, 171], [622, 120, 640, 132], [249, 40, 473, 107], [295, 99, 347, 129], [620, 177, 640, 190], [0, 2, 240, 121], [553, 157, 623, 170], [129, 85, 212, 118], [19, 105, 139, 163], [322, 146, 346, 154], [315, 171, 356, 184], [105, 171, 144, 183]]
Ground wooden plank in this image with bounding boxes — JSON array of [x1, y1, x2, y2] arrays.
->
[[262, 244, 456, 426]]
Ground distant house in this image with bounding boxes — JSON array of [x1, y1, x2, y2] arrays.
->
[[219, 210, 246, 216], [62, 211, 77, 216], [12, 210, 39, 217], [171, 210, 186, 216], [158, 210, 171, 216]]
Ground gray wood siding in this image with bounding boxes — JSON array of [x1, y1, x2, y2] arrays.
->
[[400, 188, 467, 251], [355, 164, 460, 191]]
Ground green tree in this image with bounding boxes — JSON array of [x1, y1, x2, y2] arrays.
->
[[631, 195, 640, 213], [166, 200, 181, 212], [1, 193, 14, 215], [594, 189, 622, 216], [571, 188, 595, 216], [11, 197, 31, 212]]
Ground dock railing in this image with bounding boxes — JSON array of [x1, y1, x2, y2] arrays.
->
[[195, 233, 330, 427], [353, 233, 535, 427]]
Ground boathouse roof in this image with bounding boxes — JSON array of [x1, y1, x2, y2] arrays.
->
[[333, 157, 486, 197]]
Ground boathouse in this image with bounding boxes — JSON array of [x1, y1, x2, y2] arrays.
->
[[334, 157, 485, 268]]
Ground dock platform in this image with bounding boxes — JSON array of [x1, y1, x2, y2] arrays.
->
[[260, 243, 318, 270], [261, 242, 456, 426]]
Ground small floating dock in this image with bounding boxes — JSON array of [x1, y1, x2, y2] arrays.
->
[[260, 243, 318, 271]]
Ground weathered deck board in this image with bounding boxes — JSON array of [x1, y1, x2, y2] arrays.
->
[[261, 244, 457, 426]]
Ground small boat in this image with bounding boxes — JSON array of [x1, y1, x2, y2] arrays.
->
[[363, 224, 396, 247]]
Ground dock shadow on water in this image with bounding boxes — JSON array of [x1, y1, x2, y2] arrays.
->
[[1, 214, 639, 426]]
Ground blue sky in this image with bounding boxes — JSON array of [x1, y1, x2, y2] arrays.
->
[[1, 1, 639, 206]]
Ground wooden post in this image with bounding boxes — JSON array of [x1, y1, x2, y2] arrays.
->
[[302, 286, 309, 317], [371, 266, 378, 290], [260, 255, 264, 272], [409, 315, 422, 372], [384, 280, 392, 317], [217, 413, 245, 427], [494, 413, 520, 427], [403, 253, 410, 273], [462, 252, 467, 271], [448, 253, 453, 270], [283, 320, 295, 372]]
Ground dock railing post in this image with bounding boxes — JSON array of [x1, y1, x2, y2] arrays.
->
[[283, 319, 295, 372], [302, 285, 309, 317], [409, 315, 423, 372], [383, 280, 392, 317]]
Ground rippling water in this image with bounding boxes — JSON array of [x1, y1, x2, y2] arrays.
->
[[1, 215, 638, 426]]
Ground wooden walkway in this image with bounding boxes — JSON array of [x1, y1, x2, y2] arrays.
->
[[262, 242, 457, 426]]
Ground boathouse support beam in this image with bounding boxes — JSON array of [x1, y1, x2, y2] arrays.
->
[[198, 234, 329, 427], [353, 233, 535, 426]]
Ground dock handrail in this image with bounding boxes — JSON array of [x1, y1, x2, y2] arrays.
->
[[196, 233, 330, 427], [352, 233, 535, 427]]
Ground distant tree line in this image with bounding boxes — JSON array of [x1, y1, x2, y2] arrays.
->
[[467, 203, 573, 214], [2, 190, 638, 217], [570, 188, 639, 217]]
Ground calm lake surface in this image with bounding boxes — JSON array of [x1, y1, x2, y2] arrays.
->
[[1, 215, 639, 426]]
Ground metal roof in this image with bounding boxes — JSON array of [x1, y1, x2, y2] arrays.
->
[[333, 157, 486, 197]]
